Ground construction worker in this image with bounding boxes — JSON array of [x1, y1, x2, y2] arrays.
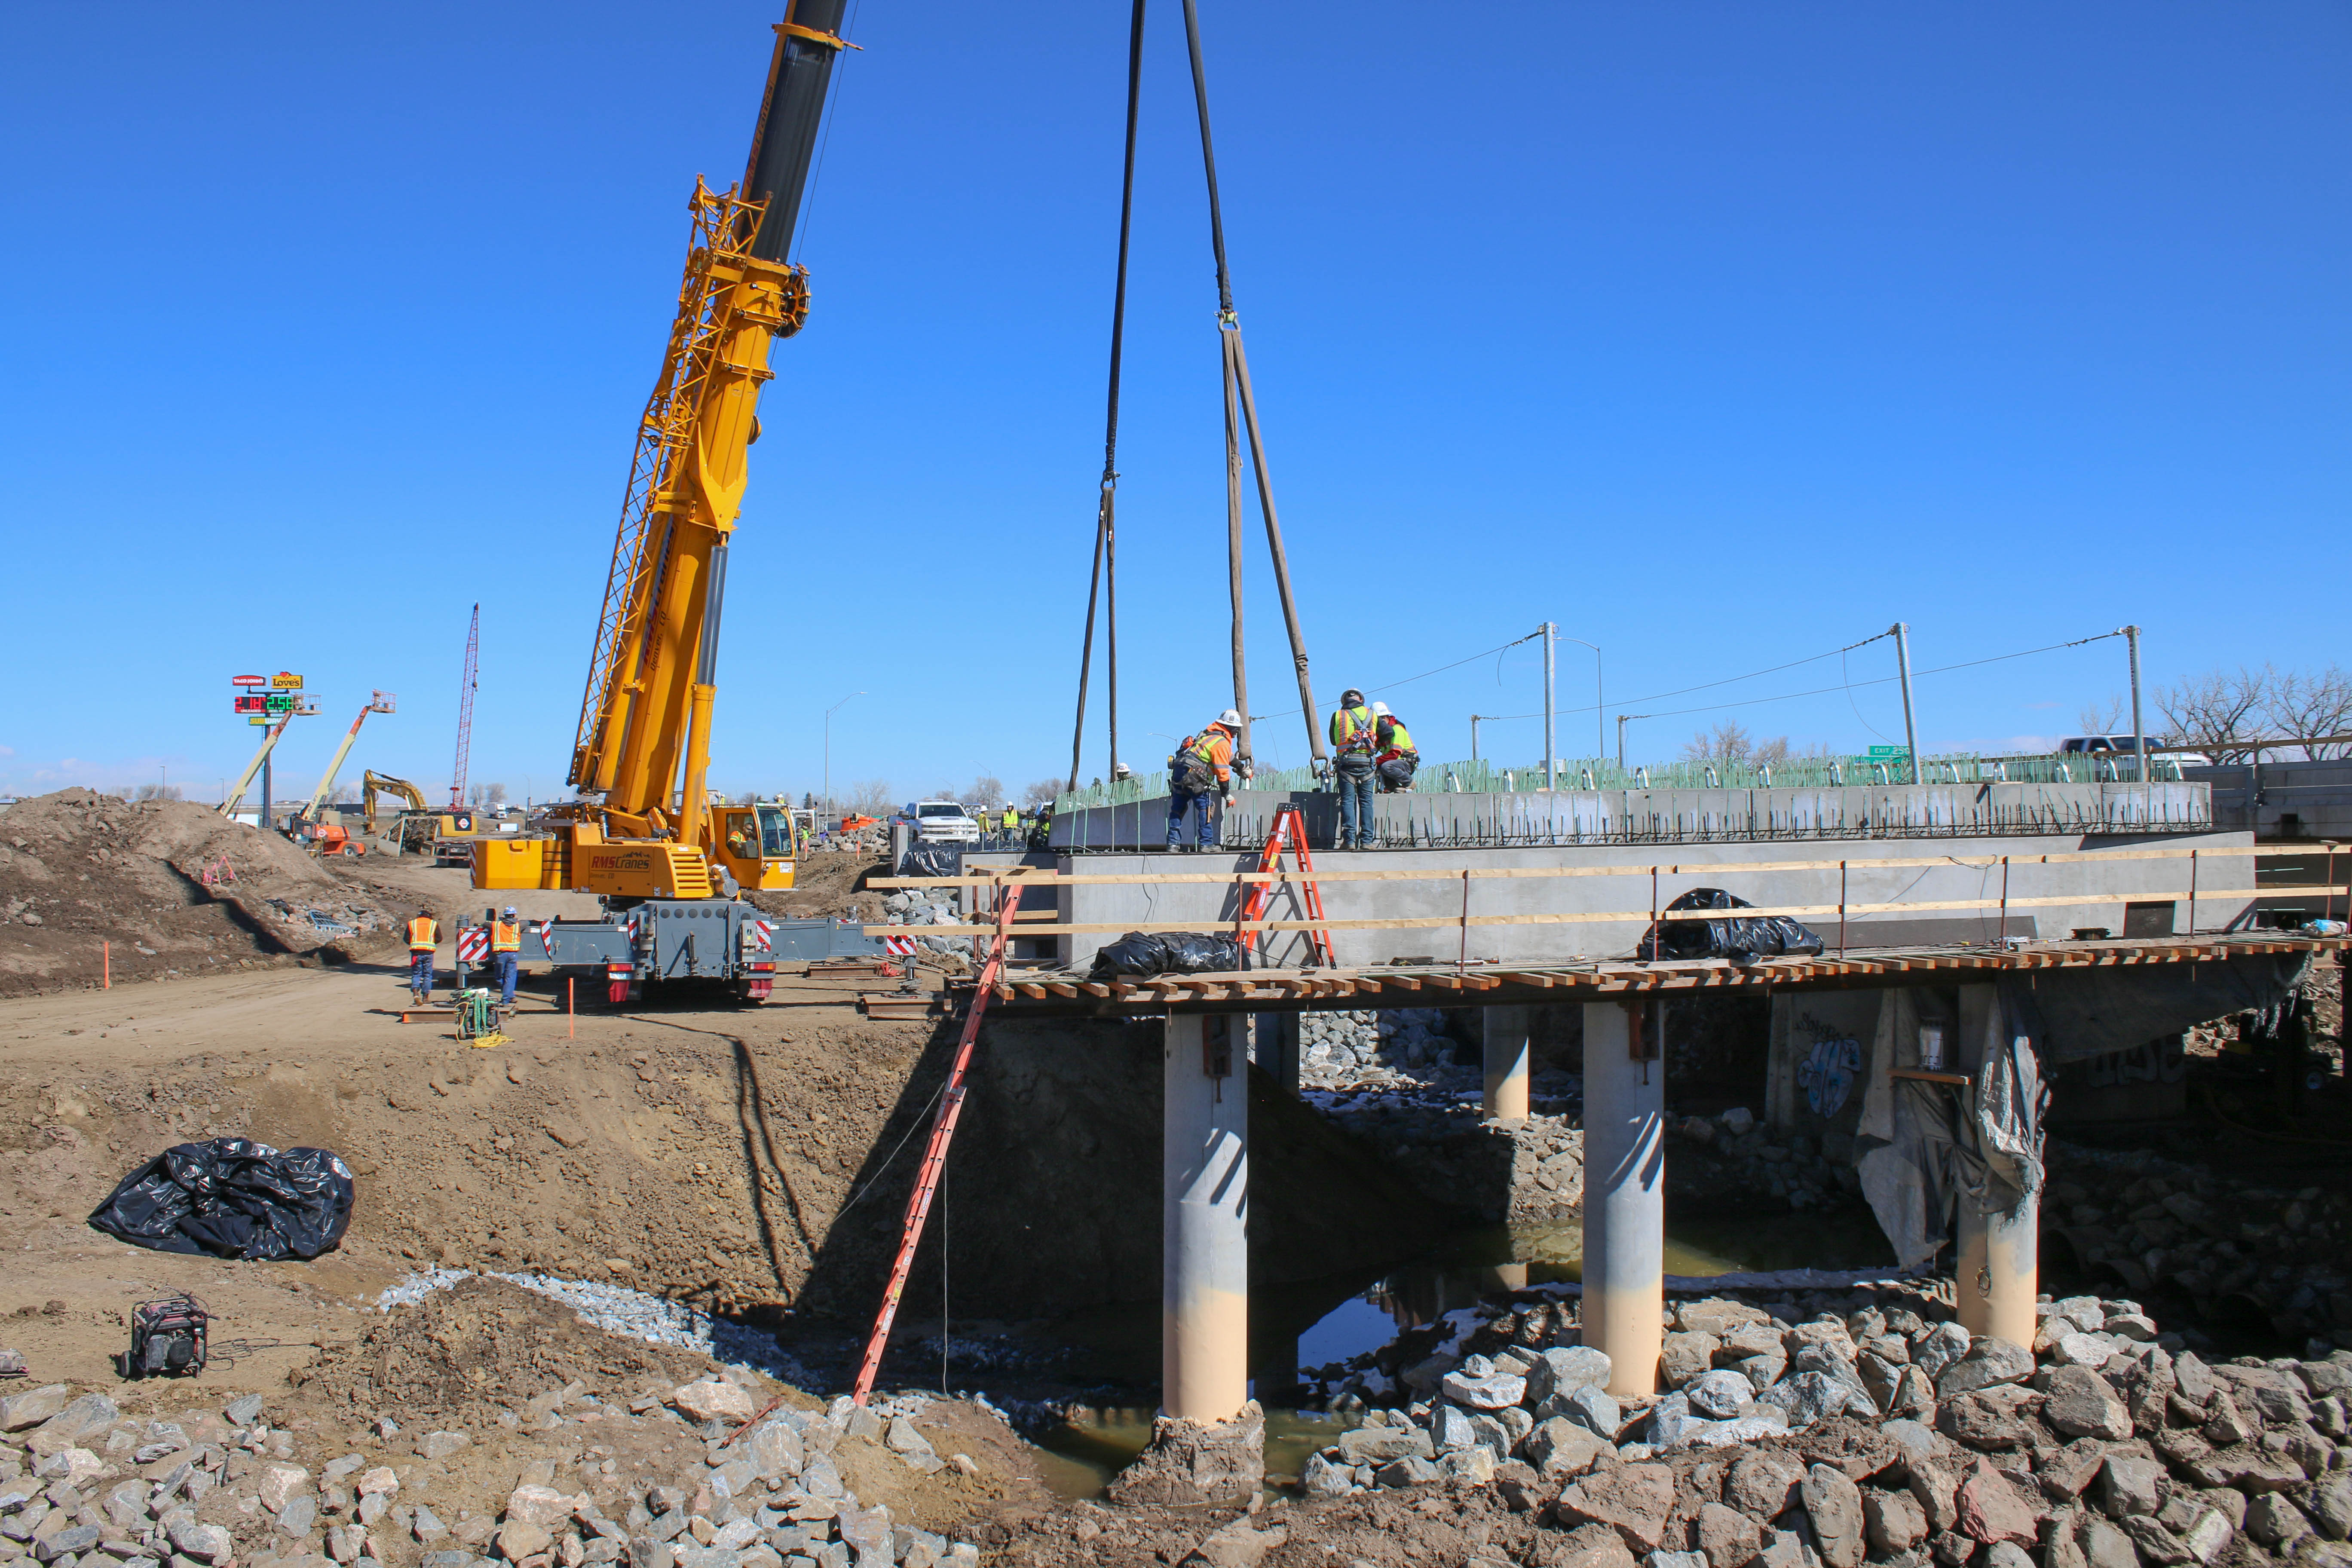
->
[[1372, 702, 1420, 792], [405, 906, 440, 1004], [1167, 710, 1241, 851], [1000, 804, 1017, 842], [1329, 688, 1379, 848], [490, 905, 523, 1007]]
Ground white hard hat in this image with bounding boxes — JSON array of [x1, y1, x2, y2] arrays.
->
[[502, 906, 519, 916], [1218, 709, 1242, 726], [1370, 701, 1391, 716]]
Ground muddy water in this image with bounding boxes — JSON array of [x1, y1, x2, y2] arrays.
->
[[1029, 1206, 1895, 1498]]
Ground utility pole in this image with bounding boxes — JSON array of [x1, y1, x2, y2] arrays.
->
[[1541, 622, 1557, 791], [1891, 622, 1921, 785], [1470, 715, 1483, 764], [1617, 714, 1649, 772], [1553, 632, 1605, 762], [2124, 625, 2145, 787]]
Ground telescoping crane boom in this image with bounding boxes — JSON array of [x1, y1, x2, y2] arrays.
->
[[475, 3, 876, 1000]]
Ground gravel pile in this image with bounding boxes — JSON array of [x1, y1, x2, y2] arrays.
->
[[376, 1272, 818, 1392]]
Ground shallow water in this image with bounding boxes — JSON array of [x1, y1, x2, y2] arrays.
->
[[1028, 1205, 1895, 1496]]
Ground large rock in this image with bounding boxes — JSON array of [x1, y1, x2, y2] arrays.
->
[[1335, 1424, 1433, 1466], [1556, 1384, 1623, 1442], [670, 1381, 756, 1424], [2095, 1456, 2163, 1520], [168, 1522, 233, 1564], [1181, 1518, 1288, 1568], [2250, 1495, 2316, 1549], [1937, 1338, 2034, 1398], [744, 1419, 804, 1482], [1529, 1348, 1614, 1406], [2121, 1517, 2193, 1566], [1106, 1403, 1265, 1507], [1686, 1371, 1755, 1421], [2080, 1516, 2137, 1568], [1718, 1323, 1787, 1364], [1556, 1463, 1678, 1552], [35, 1393, 118, 1444], [1679, 1301, 1773, 1340], [2305, 1476, 2352, 1542], [1663, 1333, 1721, 1388], [1913, 1323, 1972, 1382], [1865, 1489, 1929, 1555], [1696, 1501, 1765, 1568], [499, 1521, 554, 1562], [0, 1386, 69, 1433], [1442, 1370, 1528, 1410], [421, 1431, 471, 1460], [1802, 1464, 1867, 1568], [1548, 1522, 1641, 1568], [1760, 1371, 1871, 1428], [1786, 1319, 1860, 1364], [259, 1464, 313, 1513], [1526, 1418, 1611, 1478], [505, 1485, 586, 1529], [2041, 1368, 2132, 1442], [1957, 1459, 2042, 1546], [1727, 1452, 1806, 1521]]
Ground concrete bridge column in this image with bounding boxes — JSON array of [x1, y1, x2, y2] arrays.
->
[[1581, 998, 1664, 1396], [1164, 1012, 1250, 1421], [1954, 983, 2038, 1345], [1483, 1004, 1532, 1120]]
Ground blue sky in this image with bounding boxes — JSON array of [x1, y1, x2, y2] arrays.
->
[[3, 3, 2345, 805]]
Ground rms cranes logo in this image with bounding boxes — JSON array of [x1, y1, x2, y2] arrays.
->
[[588, 851, 659, 873]]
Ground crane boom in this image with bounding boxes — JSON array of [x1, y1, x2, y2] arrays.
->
[[480, 2, 851, 912], [304, 692, 397, 820]]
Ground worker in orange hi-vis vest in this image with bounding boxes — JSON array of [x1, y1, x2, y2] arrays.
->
[[405, 907, 440, 1004], [490, 906, 523, 1007]]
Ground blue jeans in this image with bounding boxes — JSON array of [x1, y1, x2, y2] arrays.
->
[[1167, 783, 1217, 847], [494, 953, 518, 1004], [409, 952, 435, 997], [1335, 763, 1376, 846]]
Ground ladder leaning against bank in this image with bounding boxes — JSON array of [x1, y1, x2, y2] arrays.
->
[[850, 882, 1028, 1404], [1237, 802, 1335, 967]]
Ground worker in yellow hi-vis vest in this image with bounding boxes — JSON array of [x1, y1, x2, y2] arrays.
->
[[490, 906, 523, 1007], [1372, 702, 1419, 792], [405, 907, 440, 1004]]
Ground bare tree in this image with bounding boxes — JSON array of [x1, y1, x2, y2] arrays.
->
[[2076, 695, 2124, 736], [966, 774, 1006, 810], [1022, 777, 1063, 809], [2263, 664, 2352, 759], [1679, 721, 1792, 766], [469, 782, 508, 808], [132, 782, 183, 802], [847, 778, 896, 817], [2156, 668, 2266, 762]]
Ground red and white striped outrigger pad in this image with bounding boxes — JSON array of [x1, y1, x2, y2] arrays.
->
[[882, 931, 918, 956], [456, 926, 489, 962]]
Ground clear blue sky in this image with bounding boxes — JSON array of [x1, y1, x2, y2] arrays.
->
[[3, 3, 2345, 805]]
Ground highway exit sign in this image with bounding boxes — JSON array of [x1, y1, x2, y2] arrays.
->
[[1867, 745, 1909, 758]]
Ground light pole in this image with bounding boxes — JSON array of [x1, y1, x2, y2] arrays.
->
[[824, 692, 865, 822], [1541, 622, 1557, 790], [1616, 713, 1651, 772], [1552, 632, 1604, 764], [1470, 715, 1485, 764]]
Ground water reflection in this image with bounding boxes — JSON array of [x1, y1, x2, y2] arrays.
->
[[1031, 1206, 1894, 1497]]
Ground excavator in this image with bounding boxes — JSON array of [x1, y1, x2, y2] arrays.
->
[[474, 2, 878, 1001]]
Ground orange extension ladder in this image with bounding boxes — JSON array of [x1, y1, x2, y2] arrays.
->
[[850, 881, 1026, 1405], [1236, 802, 1335, 968]]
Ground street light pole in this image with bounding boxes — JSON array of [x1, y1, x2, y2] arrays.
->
[[1552, 633, 1605, 763], [824, 691, 865, 822], [1470, 715, 1483, 764]]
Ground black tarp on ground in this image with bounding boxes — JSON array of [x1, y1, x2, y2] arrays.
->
[[88, 1138, 353, 1260]]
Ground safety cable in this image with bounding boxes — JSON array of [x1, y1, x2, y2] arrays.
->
[[1066, 0, 1149, 793], [1180, 0, 1235, 315]]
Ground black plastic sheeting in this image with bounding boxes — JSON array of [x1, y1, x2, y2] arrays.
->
[[1089, 931, 1243, 980], [897, 844, 963, 880], [88, 1139, 354, 1261], [1639, 886, 1825, 962]]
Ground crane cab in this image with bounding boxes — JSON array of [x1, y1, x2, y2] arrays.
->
[[707, 801, 797, 891]]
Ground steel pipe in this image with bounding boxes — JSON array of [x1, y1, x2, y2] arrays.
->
[[1580, 999, 1664, 1396], [1164, 1012, 1250, 1421]]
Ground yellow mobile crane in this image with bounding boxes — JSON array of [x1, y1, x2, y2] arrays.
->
[[475, 3, 867, 1000]]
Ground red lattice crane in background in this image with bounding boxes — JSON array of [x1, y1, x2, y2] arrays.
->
[[450, 604, 478, 810]]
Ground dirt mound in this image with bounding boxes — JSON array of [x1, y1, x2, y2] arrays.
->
[[0, 787, 407, 995], [293, 1275, 720, 1424], [748, 849, 889, 922]]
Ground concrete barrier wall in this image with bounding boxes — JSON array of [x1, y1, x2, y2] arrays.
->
[[1051, 781, 2211, 852], [1044, 830, 2255, 971]]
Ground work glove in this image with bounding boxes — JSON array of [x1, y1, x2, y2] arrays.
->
[[1222, 793, 1235, 809]]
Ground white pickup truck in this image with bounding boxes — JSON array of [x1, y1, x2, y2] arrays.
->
[[908, 799, 983, 845]]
